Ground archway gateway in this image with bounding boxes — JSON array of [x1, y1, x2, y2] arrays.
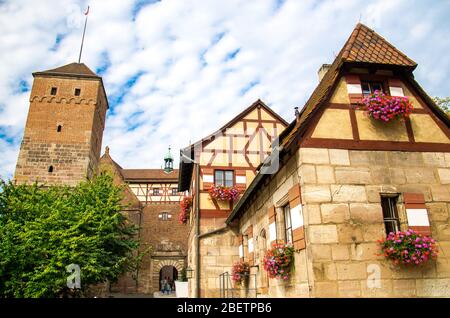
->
[[159, 265, 178, 291]]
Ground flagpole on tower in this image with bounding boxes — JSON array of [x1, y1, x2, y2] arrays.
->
[[78, 6, 90, 63]]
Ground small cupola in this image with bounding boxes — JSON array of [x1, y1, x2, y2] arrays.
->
[[164, 146, 174, 173]]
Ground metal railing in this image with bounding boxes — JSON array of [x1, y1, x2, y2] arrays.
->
[[219, 272, 257, 298]]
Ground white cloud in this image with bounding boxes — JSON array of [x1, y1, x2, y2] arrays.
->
[[1, 0, 450, 179]]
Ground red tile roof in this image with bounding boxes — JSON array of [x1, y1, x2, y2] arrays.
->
[[342, 23, 417, 67], [121, 169, 179, 182]]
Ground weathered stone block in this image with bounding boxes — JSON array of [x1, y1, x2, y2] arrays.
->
[[349, 150, 387, 166], [388, 152, 424, 167], [360, 279, 393, 297], [320, 203, 350, 224], [423, 152, 446, 167], [431, 185, 450, 201], [337, 224, 364, 243], [324, 263, 337, 280], [309, 225, 338, 244], [331, 185, 367, 203], [389, 168, 406, 184], [350, 243, 381, 261], [362, 224, 385, 242], [370, 167, 391, 184], [427, 203, 449, 222], [299, 164, 317, 184], [335, 167, 371, 184], [313, 281, 338, 298], [316, 166, 335, 184], [338, 280, 361, 297], [438, 168, 450, 184], [392, 279, 416, 297], [299, 148, 329, 164], [336, 263, 367, 280], [405, 168, 437, 184], [303, 185, 331, 203], [310, 244, 332, 260], [306, 204, 322, 225], [416, 279, 450, 297], [329, 149, 350, 166], [349, 203, 384, 224], [331, 244, 350, 261]]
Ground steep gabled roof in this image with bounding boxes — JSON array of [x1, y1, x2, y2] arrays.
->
[[191, 99, 288, 149], [33, 62, 100, 78], [177, 99, 288, 192], [281, 23, 420, 150], [341, 23, 417, 67]]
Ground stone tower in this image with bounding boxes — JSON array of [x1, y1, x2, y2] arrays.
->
[[14, 62, 109, 186]]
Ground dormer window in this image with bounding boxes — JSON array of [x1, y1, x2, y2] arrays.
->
[[50, 87, 57, 95], [361, 81, 383, 96]]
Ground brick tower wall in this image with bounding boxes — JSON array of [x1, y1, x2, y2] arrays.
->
[[14, 75, 108, 186]]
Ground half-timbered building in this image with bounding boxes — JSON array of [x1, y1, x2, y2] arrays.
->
[[178, 99, 288, 297], [223, 23, 450, 298]]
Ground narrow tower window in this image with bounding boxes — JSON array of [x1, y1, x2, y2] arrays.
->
[[48, 166, 54, 173], [50, 87, 57, 95], [74, 88, 81, 96], [57, 125, 62, 132]]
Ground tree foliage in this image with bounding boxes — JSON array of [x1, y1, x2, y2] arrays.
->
[[433, 96, 450, 115], [0, 173, 140, 297]]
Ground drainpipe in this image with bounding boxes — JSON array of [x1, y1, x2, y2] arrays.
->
[[181, 151, 201, 298], [195, 162, 200, 298]]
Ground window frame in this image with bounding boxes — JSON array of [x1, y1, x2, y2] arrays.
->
[[172, 188, 178, 196], [214, 170, 234, 187], [381, 194, 401, 235], [161, 212, 169, 221], [283, 204, 293, 244], [152, 188, 160, 196]]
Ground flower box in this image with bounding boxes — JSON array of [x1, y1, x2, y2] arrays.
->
[[231, 261, 250, 288], [378, 230, 438, 266], [263, 241, 295, 280], [178, 196, 192, 225], [360, 90, 413, 122], [208, 185, 240, 202]]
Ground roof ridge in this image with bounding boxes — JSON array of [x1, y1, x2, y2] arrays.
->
[[33, 62, 99, 78]]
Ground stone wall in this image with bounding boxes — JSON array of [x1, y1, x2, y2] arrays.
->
[[237, 147, 450, 297]]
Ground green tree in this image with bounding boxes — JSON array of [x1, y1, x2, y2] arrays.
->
[[0, 173, 140, 297], [433, 96, 450, 115]]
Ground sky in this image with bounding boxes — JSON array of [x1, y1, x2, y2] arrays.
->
[[1, 0, 450, 179]]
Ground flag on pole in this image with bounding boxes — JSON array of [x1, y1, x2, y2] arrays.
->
[[84, 6, 90, 16]]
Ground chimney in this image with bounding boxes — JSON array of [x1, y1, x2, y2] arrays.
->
[[294, 107, 300, 121], [318, 64, 331, 81]]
